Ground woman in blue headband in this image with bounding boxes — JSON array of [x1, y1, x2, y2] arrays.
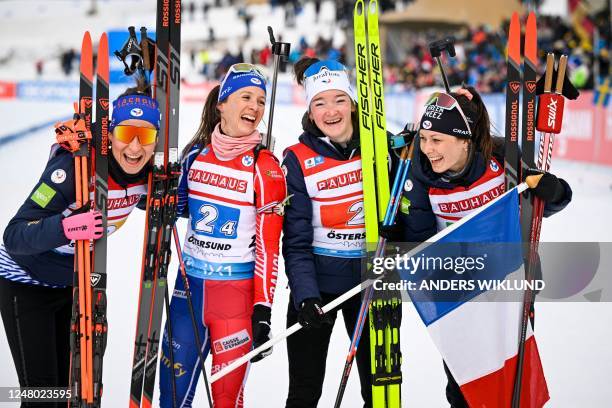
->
[[391, 87, 572, 407], [282, 57, 374, 407], [0, 78, 159, 397], [158, 64, 287, 408]]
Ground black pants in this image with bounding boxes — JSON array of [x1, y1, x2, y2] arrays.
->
[[285, 292, 372, 408], [0, 278, 72, 407]]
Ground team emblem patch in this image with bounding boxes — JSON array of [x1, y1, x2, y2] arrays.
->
[[400, 197, 411, 214], [305, 155, 324, 169], [242, 155, 254, 167], [51, 169, 67, 184], [130, 108, 143, 117], [490, 160, 499, 172], [404, 179, 413, 192], [422, 120, 432, 129]]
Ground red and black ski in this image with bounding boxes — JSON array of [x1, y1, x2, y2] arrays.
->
[[68, 30, 109, 408], [504, 12, 521, 192]]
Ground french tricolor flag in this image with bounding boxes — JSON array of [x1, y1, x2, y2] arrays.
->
[[403, 187, 550, 407]]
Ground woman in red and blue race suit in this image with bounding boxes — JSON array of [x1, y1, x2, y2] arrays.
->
[[394, 88, 572, 407], [0, 81, 159, 402], [159, 64, 287, 408], [282, 57, 374, 408]]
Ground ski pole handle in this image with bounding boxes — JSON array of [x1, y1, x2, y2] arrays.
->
[[264, 26, 290, 151]]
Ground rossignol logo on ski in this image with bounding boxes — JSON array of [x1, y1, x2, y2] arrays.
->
[[509, 81, 521, 93], [90, 273, 101, 287], [526, 80, 536, 93], [100, 98, 109, 110]]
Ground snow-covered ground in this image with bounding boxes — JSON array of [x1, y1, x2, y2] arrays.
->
[[0, 98, 611, 407]]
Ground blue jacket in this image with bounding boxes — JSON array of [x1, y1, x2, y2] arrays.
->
[[2, 146, 148, 286], [397, 136, 572, 242], [282, 116, 364, 308]]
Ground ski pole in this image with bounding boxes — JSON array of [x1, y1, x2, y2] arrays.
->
[[428, 36, 456, 93], [211, 179, 535, 384], [172, 227, 214, 408], [263, 26, 290, 151], [334, 138, 415, 408]]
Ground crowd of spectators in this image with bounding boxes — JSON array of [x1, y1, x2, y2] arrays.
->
[[381, 11, 610, 93]]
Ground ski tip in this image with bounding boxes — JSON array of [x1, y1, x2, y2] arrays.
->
[[80, 32, 94, 79], [525, 12, 538, 63], [354, 0, 364, 15], [508, 13, 521, 62], [97, 33, 109, 81], [368, 0, 378, 14]]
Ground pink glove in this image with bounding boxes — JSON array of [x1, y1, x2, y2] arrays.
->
[[62, 208, 103, 240]]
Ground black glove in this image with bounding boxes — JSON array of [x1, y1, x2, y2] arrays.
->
[[379, 222, 403, 242], [297, 298, 331, 329], [525, 169, 565, 203], [250, 304, 272, 363]]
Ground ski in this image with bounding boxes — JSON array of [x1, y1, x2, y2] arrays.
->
[[519, 11, 538, 259], [69, 31, 94, 407], [352, 1, 401, 407], [512, 53, 568, 408], [141, 0, 182, 404], [129, 1, 185, 407], [90, 32, 110, 406], [504, 12, 521, 192]]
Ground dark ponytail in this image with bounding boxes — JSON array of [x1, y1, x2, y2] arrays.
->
[[181, 85, 221, 158], [451, 86, 493, 161]]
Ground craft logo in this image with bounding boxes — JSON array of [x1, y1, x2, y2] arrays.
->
[[130, 108, 143, 117], [212, 329, 250, 355]]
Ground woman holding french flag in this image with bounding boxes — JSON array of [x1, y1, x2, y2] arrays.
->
[[395, 87, 572, 407]]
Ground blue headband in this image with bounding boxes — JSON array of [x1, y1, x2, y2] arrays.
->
[[218, 67, 267, 103], [109, 94, 161, 132]]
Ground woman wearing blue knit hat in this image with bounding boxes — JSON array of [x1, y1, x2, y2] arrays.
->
[[0, 78, 159, 397], [158, 63, 287, 408]]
